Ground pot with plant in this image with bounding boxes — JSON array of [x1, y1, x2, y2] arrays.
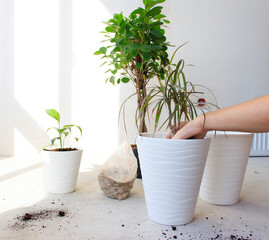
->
[[41, 109, 83, 194], [94, 0, 170, 178], [136, 47, 218, 225]]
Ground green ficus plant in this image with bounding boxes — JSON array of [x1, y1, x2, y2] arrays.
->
[[142, 45, 219, 137], [94, 0, 170, 133], [43, 109, 82, 151]]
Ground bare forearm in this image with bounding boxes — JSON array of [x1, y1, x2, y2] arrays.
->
[[171, 95, 269, 139], [203, 95, 269, 133]]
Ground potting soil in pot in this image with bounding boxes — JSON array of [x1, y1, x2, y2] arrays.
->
[[98, 142, 137, 200]]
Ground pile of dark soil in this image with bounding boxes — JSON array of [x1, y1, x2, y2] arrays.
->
[[10, 209, 68, 230]]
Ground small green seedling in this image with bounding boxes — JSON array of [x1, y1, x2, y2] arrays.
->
[[43, 109, 82, 151]]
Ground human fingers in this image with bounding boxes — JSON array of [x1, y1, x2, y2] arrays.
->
[[166, 131, 172, 139], [172, 124, 193, 139], [172, 118, 206, 139], [166, 122, 188, 139]]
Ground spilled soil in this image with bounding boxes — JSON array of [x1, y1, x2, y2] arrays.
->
[[10, 209, 68, 230], [8, 199, 69, 231]]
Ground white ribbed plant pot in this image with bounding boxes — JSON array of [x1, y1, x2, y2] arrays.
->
[[136, 132, 211, 226], [42, 149, 83, 194], [200, 132, 254, 205]]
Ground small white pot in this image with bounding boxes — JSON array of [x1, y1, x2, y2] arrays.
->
[[200, 132, 254, 205], [136, 132, 211, 226], [41, 149, 83, 194]]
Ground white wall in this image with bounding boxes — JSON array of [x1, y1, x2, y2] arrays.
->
[[0, 0, 120, 162], [167, 0, 269, 106], [0, 0, 269, 161]]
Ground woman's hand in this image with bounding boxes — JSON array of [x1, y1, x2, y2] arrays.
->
[[166, 116, 207, 139], [167, 95, 269, 139]]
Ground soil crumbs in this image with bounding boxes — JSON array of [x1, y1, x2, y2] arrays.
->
[[10, 209, 68, 231]]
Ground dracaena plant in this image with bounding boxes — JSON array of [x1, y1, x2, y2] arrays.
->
[[44, 109, 82, 151], [94, 0, 170, 133], [142, 45, 218, 137]]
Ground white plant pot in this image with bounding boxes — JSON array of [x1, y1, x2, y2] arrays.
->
[[200, 132, 254, 205], [41, 149, 83, 194], [136, 132, 211, 226]]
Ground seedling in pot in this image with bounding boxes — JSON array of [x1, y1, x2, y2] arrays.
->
[[43, 109, 82, 151]]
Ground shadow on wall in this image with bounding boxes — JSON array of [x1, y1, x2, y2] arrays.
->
[[1, 99, 50, 156]]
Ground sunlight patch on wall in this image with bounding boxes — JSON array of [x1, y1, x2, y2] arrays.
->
[[72, 0, 120, 162], [14, 0, 60, 131]]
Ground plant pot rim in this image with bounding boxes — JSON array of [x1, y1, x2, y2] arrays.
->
[[207, 131, 254, 136], [137, 132, 210, 142], [42, 148, 83, 153]]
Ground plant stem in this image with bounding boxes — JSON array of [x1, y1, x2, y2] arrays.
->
[[135, 55, 148, 133], [59, 122, 63, 149]]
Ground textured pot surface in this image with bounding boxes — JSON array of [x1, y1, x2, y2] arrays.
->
[[200, 132, 254, 205], [137, 132, 211, 225], [42, 149, 83, 194]]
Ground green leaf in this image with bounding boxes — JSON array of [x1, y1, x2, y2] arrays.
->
[[131, 7, 145, 16], [109, 76, 115, 84], [121, 77, 130, 83], [113, 57, 118, 63], [140, 45, 151, 52], [151, 30, 163, 37], [150, 63, 158, 72], [100, 61, 107, 67], [129, 43, 141, 50], [45, 109, 60, 124], [75, 137, 79, 142], [107, 19, 117, 24], [115, 39, 121, 47], [63, 131, 69, 137], [141, 52, 151, 61], [146, 6, 163, 17], [131, 50, 138, 57], [150, 21, 163, 26], [99, 47, 107, 54], [154, 101, 165, 131], [111, 69, 117, 74], [105, 26, 114, 32], [136, 62, 142, 69], [58, 128, 69, 136], [112, 46, 120, 53], [114, 12, 123, 25], [145, 0, 165, 10], [93, 50, 102, 55], [51, 137, 60, 146], [154, 14, 166, 19], [64, 124, 82, 137], [75, 125, 83, 137], [46, 127, 59, 133], [163, 19, 170, 24]]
